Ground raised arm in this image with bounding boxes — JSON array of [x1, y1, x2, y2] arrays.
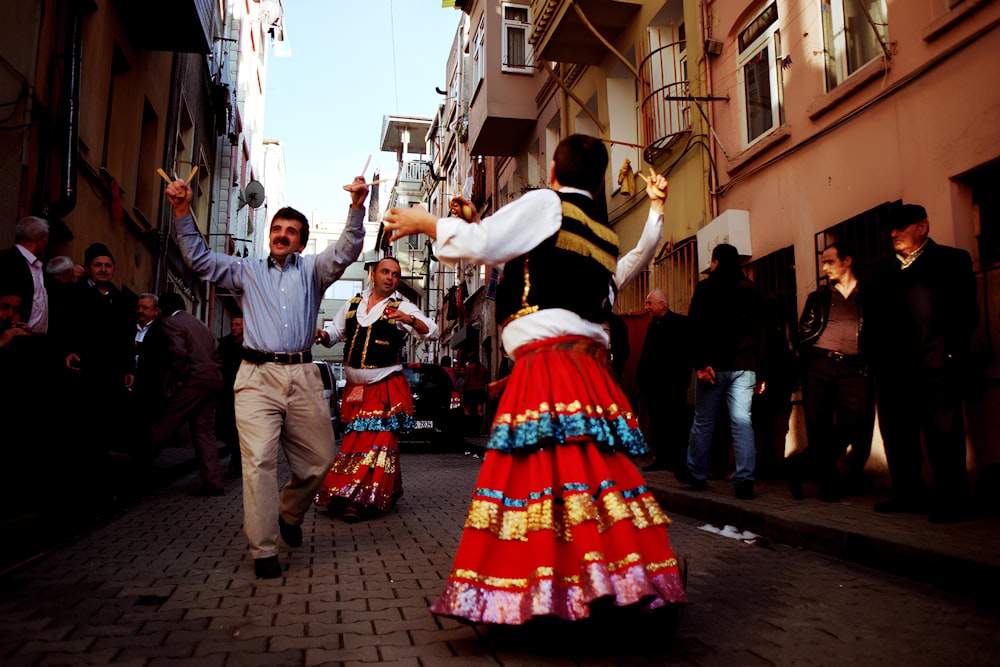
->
[[616, 171, 667, 290], [164, 177, 241, 286], [383, 189, 562, 267]]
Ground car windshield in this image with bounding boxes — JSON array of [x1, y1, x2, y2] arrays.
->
[[402, 366, 453, 395]]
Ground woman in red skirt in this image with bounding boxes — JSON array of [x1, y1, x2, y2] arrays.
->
[[383, 134, 685, 624], [316, 256, 438, 522]]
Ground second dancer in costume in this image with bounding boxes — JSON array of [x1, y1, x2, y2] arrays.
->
[[316, 256, 438, 522]]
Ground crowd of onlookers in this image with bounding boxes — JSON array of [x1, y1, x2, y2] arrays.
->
[[632, 203, 982, 524], [0, 216, 242, 538], [0, 199, 987, 537]]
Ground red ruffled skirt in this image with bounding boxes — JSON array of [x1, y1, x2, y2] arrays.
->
[[315, 372, 413, 514], [430, 336, 687, 624]]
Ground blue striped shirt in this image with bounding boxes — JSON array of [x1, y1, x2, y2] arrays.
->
[[172, 210, 365, 353]]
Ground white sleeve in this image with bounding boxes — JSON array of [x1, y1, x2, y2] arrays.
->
[[397, 301, 439, 340], [615, 208, 663, 289], [322, 300, 351, 347], [434, 189, 562, 267]]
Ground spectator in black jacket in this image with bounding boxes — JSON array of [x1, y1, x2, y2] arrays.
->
[[681, 243, 766, 500], [63, 242, 137, 511], [787, 241, 873, 502]]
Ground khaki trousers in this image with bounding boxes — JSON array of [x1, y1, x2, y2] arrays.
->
[[234, 361, 335, 559]]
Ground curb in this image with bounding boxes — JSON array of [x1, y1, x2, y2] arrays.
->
[[650, 483, 1000, 605]]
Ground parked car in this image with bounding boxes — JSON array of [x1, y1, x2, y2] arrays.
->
[[400, 362, 464, 450], [312, 360, 342, 435]]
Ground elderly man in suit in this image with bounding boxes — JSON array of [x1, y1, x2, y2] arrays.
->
[[870, 204, 980, 523], [148, 292, 225, 496], [0, 216, 49, 335], [637, 288, 693, 473]]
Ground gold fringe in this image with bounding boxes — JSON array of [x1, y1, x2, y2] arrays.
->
[[464, 490, 672, 541]]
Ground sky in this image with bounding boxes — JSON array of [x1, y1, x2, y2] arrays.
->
[[264, 1, 462, 223]]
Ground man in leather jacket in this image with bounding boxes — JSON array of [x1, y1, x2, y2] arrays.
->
[[788, 241, 873, 502]]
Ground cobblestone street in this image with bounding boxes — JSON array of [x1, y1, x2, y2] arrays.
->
[[1, 451, 998, 666]]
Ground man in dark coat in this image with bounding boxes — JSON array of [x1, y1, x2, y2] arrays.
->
[[637, 288, 692, 472], [64, 242, 137, 507], [870, 204, 980, 523], [148, 292, 225, 495]]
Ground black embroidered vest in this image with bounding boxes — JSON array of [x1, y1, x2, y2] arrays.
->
[[343, 295, 408, 368], [495, 191, 618, 326]]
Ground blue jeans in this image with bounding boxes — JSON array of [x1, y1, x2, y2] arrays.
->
[[687, 370, 757, 484]]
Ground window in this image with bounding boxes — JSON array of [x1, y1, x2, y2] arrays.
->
[[502, 3, 531, 73], [472, 16, 485, 88], [820, 0, 888, 90], [135, 99, 159, 223], [813, 200, 896, 286], [326, 279, 362, 300], [737, 3, 784, 145]]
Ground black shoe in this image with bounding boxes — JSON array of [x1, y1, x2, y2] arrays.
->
[[786, 477, 804, 501], [688, 478, 707, 491], [253, 556, 281, 579], [673, 468, 701, 488], [189, 485, 225, 497], [278, 516, 303, 547], [734, 481, 756, 500]]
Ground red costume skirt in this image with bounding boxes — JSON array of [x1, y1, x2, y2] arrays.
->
[[430, 336, 687, 624], [314, 372, 413, 515]]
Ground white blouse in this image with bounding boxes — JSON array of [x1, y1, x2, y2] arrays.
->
[[434, 187, 663, 355]]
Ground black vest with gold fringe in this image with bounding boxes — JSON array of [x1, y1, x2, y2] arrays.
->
[[495, 191, 618, 326], [343, 295, 408, 369]]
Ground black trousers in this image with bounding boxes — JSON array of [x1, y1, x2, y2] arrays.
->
[[800, 353, 875, 486], [876, 368, 971, 509], [641, 388, 692, 471]]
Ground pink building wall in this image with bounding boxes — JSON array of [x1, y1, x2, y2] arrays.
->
[[704, 0, 1000, 483]]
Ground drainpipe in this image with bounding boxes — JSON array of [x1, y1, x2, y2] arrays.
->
[[44, 9, 83, 220], [701, 0, 718, 220]]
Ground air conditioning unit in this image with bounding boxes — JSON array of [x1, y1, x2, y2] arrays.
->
[[696, 209, 752, 274], [705, 38, 723, 55]]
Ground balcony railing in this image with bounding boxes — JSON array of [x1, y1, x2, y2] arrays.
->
[[639, 40, 691, 163], [396, 161, 429, 193]]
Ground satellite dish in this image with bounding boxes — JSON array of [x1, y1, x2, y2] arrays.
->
[[244, 180, 265, 209]]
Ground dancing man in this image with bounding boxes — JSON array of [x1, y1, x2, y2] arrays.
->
[[316, 256, 438, 522]]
